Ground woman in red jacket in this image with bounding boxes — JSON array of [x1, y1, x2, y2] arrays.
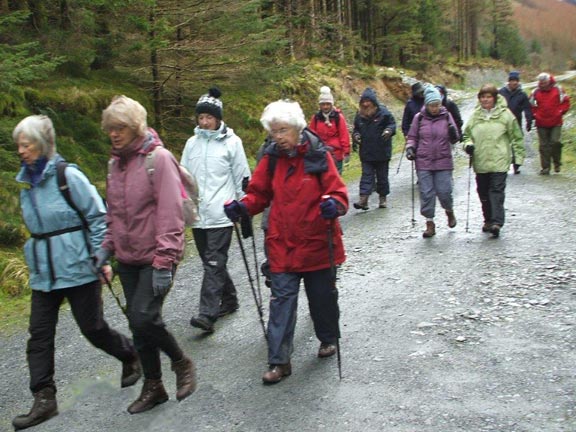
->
[[224, 99, 348, 384]]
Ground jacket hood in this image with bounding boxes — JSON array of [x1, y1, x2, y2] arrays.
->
[[360, 87, 379, 106]]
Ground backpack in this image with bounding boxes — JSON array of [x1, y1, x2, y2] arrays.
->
[[144, 148, 200, 226]]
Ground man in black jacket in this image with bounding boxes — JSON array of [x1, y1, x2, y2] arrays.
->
[[352, 87, 397, 210], [498, 71, 533, 174]]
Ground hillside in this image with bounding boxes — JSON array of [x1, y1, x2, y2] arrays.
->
[[514, 0, 576, 70]]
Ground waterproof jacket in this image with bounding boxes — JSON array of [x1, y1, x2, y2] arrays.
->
[[530, 76, 570, 128], [406, 106, 460, 171], [498, 84, 533, 127], [401, 97, 424, 136], [353, 90, 397, 162], [462, 98, 525, 174], [308, 108, 351, 161], [103, 128, 184, 270], [16, 154, 105, 292], [436, 85, 464, 136], [241, 129, 348, 273], [181, 122, 250, 229]]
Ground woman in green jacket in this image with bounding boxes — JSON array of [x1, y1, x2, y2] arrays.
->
[[462, 84, 524, 238]]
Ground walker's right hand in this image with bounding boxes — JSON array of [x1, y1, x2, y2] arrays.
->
[[406, 147, 416, 161], [224, 200, 247, 223], [464, 145, 475, 156], [91, 248, 111, 275]]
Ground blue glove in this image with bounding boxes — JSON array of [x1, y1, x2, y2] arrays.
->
[[152, 268, 173, 297], [224, 200, 247, 222], [91, 248, 111, 275], [320, 198, 339, 219]]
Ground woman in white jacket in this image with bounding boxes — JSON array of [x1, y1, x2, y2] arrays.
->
[[181, 87, 250, 333]]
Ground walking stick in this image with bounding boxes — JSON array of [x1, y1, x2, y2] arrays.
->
[[465, 156, 473, 233], [99, 270, 128, 317], [322, 195, 342, 381], [410, 161, 416, 227], [396, 142, 406, 174], [233, 222, 267, 340]]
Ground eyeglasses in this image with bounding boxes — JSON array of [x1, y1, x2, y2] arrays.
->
[[269, 127, 291, 137]]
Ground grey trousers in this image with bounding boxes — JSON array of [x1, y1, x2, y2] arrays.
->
[[537, 126, 563, 170], [416, 169, 454, 219]]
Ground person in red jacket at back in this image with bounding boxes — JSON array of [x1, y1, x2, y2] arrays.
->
[[530, 72, 571, 175], [308, 86, 350, 174]]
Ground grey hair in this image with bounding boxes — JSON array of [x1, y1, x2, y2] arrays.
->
[[12, 115, 56, 158], [537, 72, 551, 82], [260, 99, 307, 132], [101, 95, 148, 136]]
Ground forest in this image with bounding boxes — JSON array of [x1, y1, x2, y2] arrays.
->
[[0, 0, 574, 312]]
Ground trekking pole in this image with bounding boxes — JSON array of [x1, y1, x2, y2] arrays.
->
[[249, 228, 263, 308], [396, 142, 406, 174], [465, 156, 473, 233], [322, 195, 342, 381], [410, 161, 416, 227], [233, 222, 267, 340], [99, 270, 128, 317]]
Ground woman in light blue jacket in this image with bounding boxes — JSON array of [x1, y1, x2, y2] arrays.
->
[[12, 115, 139, 431], [181, 87, 250, 333]]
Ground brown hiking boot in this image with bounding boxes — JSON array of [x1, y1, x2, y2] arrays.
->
[[13, 387, 58, 430], [127, 379, 169, 414], [172, 356, 197, 401], [489, 224, 501, 238], [121, 356, 142, 388], [446, 210, 457, 228], [378, 195, 387, 208], [318, 342, 337, 358], [422, 221, 436, 238], [262, 363, 292, 384], [353, 195, 369, 210]]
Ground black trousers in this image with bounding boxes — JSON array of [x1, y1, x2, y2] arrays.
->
[[192, 227, 238, 320], [117, 263, 184, 380], [475, 172, 507, 226], [27, 280, 135, 393]]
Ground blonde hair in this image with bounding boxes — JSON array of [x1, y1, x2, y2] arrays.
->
[[101, 95, 148, 136], [13, 115, 56, 158], [260, 99, 307, 132]]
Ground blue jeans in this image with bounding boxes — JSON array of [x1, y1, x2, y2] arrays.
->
[[267, 269, 339, 364]]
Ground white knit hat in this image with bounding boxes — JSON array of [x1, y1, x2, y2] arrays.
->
[[318, 86, 334, 104]]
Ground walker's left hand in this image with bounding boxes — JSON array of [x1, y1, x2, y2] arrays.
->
[[152, 268, 173, 297], [381, 129, 392, 139], [320, 198, 339, 219], [99, 264, 113, 285]]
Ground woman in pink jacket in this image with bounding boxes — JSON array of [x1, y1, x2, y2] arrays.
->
[[94, 96, 196, 414]]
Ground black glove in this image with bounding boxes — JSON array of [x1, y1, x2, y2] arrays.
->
[[406, 147, 416, 161], [381, 129, 392, 139], [91, 248, 111, 275], [352, 132, 361, 145], [526, 122, 532, 132], [152, 268, 172, 297], [448, 124, 458, 142], [241, 176, 250, 192], [224, 200, 248, 222], [240, 215, 253, 239], [464, 145, 475, 156]]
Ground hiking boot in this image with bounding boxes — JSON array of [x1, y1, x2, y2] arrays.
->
[[353, 195, 369, 210], [378, 195, 387, 208], [218, 303, 239, 318], [127, 379, 168, 414], [262, 363, 292, 384], [482, 223, 491, 233], [539, 168, 550, 175], [513, 164, 521, 174], [13, 387, 58, 430], [554, 165, 561, 173], [318, 343, 337, 358], [446, 210, 457, 228], [171, 356, 197, 401], [422, 221, 436, 238], [489, 224, 501, 238], [121, 356, 142, 388], [190, 315, 215, 333]]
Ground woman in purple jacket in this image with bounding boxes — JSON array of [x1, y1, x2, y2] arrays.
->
[[94, 96, 196, 414], [405, 86, 460, 238]]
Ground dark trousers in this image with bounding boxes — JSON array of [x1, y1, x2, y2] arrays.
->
[[537, 126, 563, 170], [27, 280, 135, 393], [117, 263, 184, 380], [359, 160, 390, 197], [267, 269, 339, 364], [193, 227, 238, 320], [476, 172, 507, 226]]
